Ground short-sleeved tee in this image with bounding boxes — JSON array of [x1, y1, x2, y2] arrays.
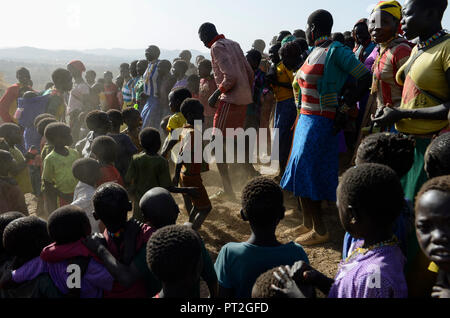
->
[[214, 241, 309, 298], [273, 62, 294, 102], [125, 153, 172, 201], [9, 145, 33, 194], [179, 125, 209, 176], [395, 37, 450, 135], [42, 147, 80, 194], [167, 112, 187, 132]]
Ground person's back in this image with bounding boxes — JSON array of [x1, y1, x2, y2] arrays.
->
[[211, 37, 254, 106]]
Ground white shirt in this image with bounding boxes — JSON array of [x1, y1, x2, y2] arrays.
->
[[71, 181, 99, 233]]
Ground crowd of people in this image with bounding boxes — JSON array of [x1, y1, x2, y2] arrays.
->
[[0, 0, 449, 298]]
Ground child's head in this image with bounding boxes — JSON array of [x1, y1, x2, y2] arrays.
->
[[37, 117, 57, 137], [45, 82, 54, 90], [33, 113, 55, 130], [198, 59, 212, 78], [172, 60, 188, 79], [277, 30, 292, 43], [415, 176, 450, 272], [332, 32, 345, 44], [146, 225, 202, 286], [180, 98, 204, 124], [129, 60, 139, 78], [85, 110, 111, 134], [0, 123, 23, 146], [186, 75, 200, 95], [104, 71, 113, 84], [106, 109, 123, 133], [337, 163, 404, 239], [356, 132, 415, 178], [145, 45, 161, 62], [16, 67, 31, 86], [91, 136, 118, 165], [85, 70, 96, 86], [48, 205, 91, 245], [241, 177, 285, 228], [280, 41, 303, 71], [179, 50, 192, 64], [44, 122, 73, 148], [140, 187, 180, 229], [119, 63, 130, 79], [136, 60, 149, 77], [122, 107, 142, 130], [3, 216, 51, 269], [139, 128, 161, 155], [92, 183, 132, 233], [252, 267, 290, 298], [169, 88, 192, 113], [246, 49, 262, 71], [0, 150, 15, 176], [0, 212, 26, 254], [268, 44, 282, 65], [425, 133, 450, 179], [52, 68, 73, 93], [293, 29, 306, 39], [72, 158, 101, 187], [157, 60, 172, 77]]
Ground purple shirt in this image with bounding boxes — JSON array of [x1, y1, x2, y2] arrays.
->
[[328, 241, 407, 298], [12, 257, 114, 298]]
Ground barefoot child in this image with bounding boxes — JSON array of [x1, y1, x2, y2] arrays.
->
[[41, 123, 80, 215], [173, 99, 212, 230]]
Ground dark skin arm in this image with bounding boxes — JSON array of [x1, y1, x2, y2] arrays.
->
[[43, 180, 73, 202], [372, 69, 450, 127], [161, 139, 178, 159]]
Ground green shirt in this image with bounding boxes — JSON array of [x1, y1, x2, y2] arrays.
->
[[125, 153, 172, 201], [42, 147, 80, 194]]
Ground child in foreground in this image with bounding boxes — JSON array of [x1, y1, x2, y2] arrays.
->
[[214, 177, 309, 298], [415, 176, 450, 298]]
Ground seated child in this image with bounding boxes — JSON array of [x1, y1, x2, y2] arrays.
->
[[122, 107, 143, 152], [198, 59, 217, 130], [71, 158, 102, 233], [0, 216, 60, 298], [347, 132, 416, 257], [0, 212, 26, 276], [0, 150, 28, 215], [161, 88, 191, 160], [0, 123, 33, 195], [415, 176, 450, 298], [214, 177, 309, 298], [75, 110, 111, 158], [424, 133, 450, 179], [146, 225, 203, 298], [91, 183, 157, 298], [91, 136, 124, 187], [125, 127, 196, 222], [41, 123, 80, 215], [173, 99, 212, 230], [10, 206, 114, 298], [106, 109, 138, 178], [284, 164, 407, 298], [82, 187, 217, 298]]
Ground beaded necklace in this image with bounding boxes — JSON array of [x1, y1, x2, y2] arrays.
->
[[314, 36, 330, 47], [344, 236, 398, 264], [418, 29, 448, 50]]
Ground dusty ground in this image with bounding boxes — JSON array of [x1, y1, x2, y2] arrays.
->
[[25, 162, 345, 298]]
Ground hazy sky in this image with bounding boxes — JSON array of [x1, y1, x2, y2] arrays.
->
[[3, 0, 450, 54]]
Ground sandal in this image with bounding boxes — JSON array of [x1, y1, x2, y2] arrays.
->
[[295, 230, 330, 246]]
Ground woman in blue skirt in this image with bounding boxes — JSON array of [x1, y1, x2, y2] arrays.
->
[[281, 9, 371, 245]]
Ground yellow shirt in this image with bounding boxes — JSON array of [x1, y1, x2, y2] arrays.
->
[[42, 147, 80, 194], [395, 38, 450, 134], [9, 146, 33, 194], [272, 62, 295, 102], [167, 112, 187, 132], [428, 262, 439, 273]]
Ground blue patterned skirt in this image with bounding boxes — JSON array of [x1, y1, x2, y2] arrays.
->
[[281, 114, 339, 201]]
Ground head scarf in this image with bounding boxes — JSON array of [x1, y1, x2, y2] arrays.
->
[[281, 35, 296, 46], [68, 60, 86, 73], [372, 1, 402, 21]]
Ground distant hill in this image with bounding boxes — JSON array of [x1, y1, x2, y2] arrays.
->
[[0, 47, 209, 91]]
